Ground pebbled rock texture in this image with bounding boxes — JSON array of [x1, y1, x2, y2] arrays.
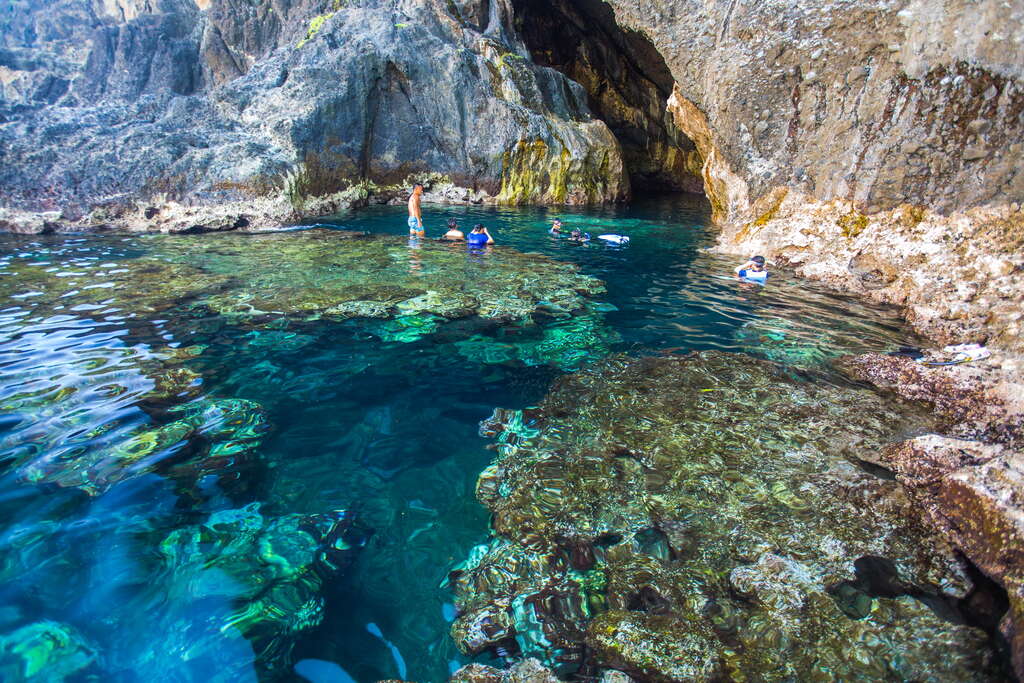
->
[[450, 658, 560, 683], [838, 352, 1024, 448], [1, 0, 629, 230]]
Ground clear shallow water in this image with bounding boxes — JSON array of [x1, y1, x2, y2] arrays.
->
[[0, 195, 924, 682]]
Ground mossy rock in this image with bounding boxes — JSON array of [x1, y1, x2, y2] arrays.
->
[[837, 209, 870, 238]]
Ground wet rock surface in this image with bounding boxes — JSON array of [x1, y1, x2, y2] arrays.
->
[[839, 353, 1024, 447], [448, 351, 1003, 680], [840, 350, 1024, 677], [450, 657, 561, 683]]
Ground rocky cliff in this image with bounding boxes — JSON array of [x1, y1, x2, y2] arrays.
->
[[0, 0, 640, 232], [586, 0, 1024, 352]]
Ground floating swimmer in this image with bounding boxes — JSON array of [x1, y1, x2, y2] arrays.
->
[[735, 255, 769, 282], [569, 228, 590, 242], [597, 234, 630, 245]]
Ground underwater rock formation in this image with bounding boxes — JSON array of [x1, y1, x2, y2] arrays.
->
[[453, 304, 620, 371], [153, 230, 606, 329], [18, 396, 270, 496], [448, 351, 1002, 680], [0, 296, 269, 496], [157, 503, 365, 675], [0, 230, 606, 333], [0, 621, 98, 681], [451, 657, 560, 683], [732, 315, 872, 369]]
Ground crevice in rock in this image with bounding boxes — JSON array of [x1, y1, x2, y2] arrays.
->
[[828, 554, 1015, 679], [511, 0, 704, 195]]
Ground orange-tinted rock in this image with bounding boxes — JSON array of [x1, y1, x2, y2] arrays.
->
[[937, 453, 1024, 678], [838, 353, 1023, 447]]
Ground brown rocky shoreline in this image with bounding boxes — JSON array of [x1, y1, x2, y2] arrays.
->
[[838, 351, 1024, 678]]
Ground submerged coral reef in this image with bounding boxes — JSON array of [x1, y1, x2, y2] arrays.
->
[[448, 351, 1002, 680], [0, 621, 97, 681], [0, 230, 606, 336], [453, 304, 621, 371]]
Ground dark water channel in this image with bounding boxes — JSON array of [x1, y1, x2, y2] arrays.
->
[[0, 196, 938, 681]]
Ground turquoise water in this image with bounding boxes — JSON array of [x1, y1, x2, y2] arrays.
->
[[0, 196, 923, 682]]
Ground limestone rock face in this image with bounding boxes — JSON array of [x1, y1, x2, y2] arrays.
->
[[601, 0, 1024, 217], [596, 0, 1024, 350], [838, 352, 1024, 447], [0, 0, 628, 228]]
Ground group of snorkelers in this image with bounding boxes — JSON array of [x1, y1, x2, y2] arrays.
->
[[408, 183, 770, 278]]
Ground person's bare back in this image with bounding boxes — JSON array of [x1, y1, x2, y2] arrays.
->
[[407, 183, 424, 235]]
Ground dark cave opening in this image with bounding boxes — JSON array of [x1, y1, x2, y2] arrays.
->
[[512, 0, 704, 196]]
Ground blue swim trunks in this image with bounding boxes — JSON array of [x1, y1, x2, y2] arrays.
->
[[408, 216, 422, 232]]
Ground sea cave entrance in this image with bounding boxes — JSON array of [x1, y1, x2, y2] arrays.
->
[[511, 0, 704, 198]]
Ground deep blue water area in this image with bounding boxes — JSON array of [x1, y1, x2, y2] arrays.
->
[[0, 195, 922, 682]]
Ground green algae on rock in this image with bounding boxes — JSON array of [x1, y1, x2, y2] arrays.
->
[[0, 230, 604, 335], [449, 351, 1001, 680], [18, 396, 270, 496], [0, 316, 268, 496], [0, 230, 608, 352], [453, 304, 621, 371]]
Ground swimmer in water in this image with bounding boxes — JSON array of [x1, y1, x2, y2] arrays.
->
[[549, 218, 563, 235], [442, 218, 464, 241], [467, 223, 494, 246], [569, 228, 590, 242], [735, 255, 769, 281]]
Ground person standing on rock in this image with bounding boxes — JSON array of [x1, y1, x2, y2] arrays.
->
[[408, 183, 425, 236]]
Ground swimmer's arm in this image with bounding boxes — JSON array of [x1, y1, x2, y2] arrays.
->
[[735, 261, 753, 275]]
